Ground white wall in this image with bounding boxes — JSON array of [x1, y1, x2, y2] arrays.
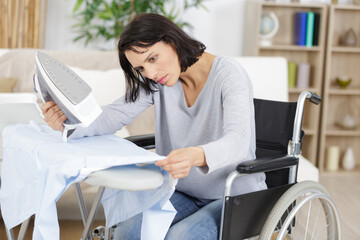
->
[[45, 0, 247, 56]]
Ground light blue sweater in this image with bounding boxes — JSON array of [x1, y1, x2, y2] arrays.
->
[[72, 56, 267, 199]]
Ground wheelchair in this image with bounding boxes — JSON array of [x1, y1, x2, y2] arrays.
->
[[93, 91, 339, 240]]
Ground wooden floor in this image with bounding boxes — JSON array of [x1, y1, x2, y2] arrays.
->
[[0, 220, 105, 240], [319, 174, 360, 240], [1, 175, 358, 240]]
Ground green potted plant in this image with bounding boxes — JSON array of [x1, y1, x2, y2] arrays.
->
[[71, 0, 208, 46]]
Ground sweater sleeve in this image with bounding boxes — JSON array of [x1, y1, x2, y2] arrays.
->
[[199, 72, 255, 174], [70, 88, 154, 138]]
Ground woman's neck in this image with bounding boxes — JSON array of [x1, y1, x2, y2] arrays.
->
[[179, 52, 216, 90]]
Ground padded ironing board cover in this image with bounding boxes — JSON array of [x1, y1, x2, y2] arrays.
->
[[0, 121, 176, 240]]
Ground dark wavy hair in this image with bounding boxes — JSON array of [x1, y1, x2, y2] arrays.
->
[[118, 13, 206, 102]]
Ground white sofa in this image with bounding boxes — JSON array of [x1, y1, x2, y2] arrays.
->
[[0, 49, 319, 220]]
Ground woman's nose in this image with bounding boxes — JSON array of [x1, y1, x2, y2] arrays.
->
[[144, 67, 157, 80]]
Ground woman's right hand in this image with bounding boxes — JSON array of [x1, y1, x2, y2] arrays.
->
[[41, 101, 67, 132]]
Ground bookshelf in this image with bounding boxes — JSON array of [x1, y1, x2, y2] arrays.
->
[[244, 1, 328, 166], [318, 4, 360, 174]]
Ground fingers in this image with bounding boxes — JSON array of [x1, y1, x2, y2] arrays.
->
[[48, 111, 67, 132], [41, 101, 67, 132], [158, 160, 190, 177], [155, 147, 206, 179], [155, 151, 192, 179], [41, 101, 60, 120], [41, 101, 56, 116]]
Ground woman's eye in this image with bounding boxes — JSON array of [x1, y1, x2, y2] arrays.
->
[[149, 56, 157, 62]]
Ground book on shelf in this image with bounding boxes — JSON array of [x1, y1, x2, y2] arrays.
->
[[294, 12, 320, 47], [306, 12, 315, 47], [312, 13, 320, 46], [294, 12, 307, 46]]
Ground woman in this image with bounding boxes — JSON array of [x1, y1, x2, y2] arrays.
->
[[42, 13, 266, 240]]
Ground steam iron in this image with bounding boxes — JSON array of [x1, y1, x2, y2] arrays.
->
[[33, 51, 102, 141]]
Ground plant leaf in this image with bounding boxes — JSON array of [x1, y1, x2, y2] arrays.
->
[[103, 1, 112, 13], [72, 0, 84, 13], [96, 12, 113, 20]]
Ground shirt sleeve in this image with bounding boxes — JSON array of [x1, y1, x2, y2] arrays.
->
[[199, 72, 255, 174], [69, 88, 154, 138]]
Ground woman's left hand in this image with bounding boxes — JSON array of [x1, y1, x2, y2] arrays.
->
[[155, 147, 206, 179]]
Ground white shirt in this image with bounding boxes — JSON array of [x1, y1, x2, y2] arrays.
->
[[0, 121, 175, 240]]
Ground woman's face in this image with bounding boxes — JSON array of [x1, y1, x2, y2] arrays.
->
[[125, 41, 181, 87]]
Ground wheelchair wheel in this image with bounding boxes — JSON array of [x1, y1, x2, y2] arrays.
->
[[259, 181, 341, 240]]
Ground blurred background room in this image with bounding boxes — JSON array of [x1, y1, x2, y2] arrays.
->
[[1, 0, 359, 239]]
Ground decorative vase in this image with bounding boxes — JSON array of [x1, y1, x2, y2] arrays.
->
[[326, 146, 340, 171], [288, 62, 297, 88], [296, 62, 310, 89], [339, 28, 358, 47], [336, 76, 352, 89], [335, 98, 359, 130], [342, 147, 356, 171]]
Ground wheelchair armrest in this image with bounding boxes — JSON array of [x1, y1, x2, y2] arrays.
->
[[236, 154, 298, 174], [125, 134, 155, 150]]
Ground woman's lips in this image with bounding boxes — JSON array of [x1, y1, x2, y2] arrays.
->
[[157, 75, 167, 84]]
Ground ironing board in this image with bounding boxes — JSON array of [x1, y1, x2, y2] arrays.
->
[[76, 165, 164, 240], [0, 94, 174, 240]]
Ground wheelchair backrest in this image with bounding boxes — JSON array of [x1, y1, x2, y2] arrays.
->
[[254, 98, 299, 188]]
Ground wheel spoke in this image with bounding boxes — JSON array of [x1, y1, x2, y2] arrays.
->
[[313, 223, 329, 239], [310, 201, 322, 240], [303, 199, 312, 240]]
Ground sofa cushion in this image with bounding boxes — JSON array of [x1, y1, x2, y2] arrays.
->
[[69, 66, 126, 106], [69, 66, 130, 138], [235, 57, 288, 101], [0, 77, 17, 92]]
